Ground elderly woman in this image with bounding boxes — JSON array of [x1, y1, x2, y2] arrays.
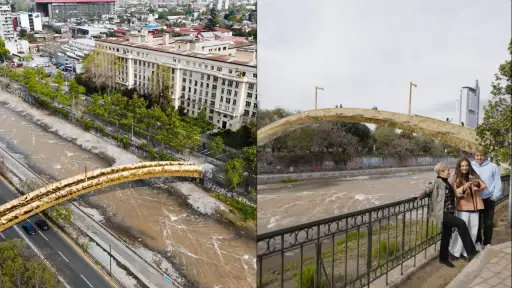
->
[[415, 162, 478, 267]]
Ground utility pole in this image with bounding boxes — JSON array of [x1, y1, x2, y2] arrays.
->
[[315, 86, 324, 110], [408, 82, 417, 115], [109, 244, 112, 275]]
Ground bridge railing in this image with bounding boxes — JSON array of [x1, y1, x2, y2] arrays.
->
[[257, 175, 510, 288]]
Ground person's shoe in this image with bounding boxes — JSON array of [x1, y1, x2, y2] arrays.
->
[[440, 260, 455, 268], [449, 253, 458, 261], [475, 243, 482, 251], [466, 252, 479, 262], [484, 244, 492, 249]]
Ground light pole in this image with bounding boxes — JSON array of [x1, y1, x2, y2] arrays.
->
[[408, 82, 417, 115], [315, 86, 324, 110]]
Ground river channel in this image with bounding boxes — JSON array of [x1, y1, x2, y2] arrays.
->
[[0, 94, 256, 288]]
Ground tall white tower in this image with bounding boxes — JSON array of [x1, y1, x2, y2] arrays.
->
[[216, 0, 223, 10], [456, 80, 480, 128], [223, 0, 229, 9]]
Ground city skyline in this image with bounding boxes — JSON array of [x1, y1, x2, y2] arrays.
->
[[257, 0, 510, 122]]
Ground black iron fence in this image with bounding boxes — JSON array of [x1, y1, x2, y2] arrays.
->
[[257, 175, 510, 288]]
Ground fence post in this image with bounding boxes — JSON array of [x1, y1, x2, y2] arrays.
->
[[367, 220, 373, 287]]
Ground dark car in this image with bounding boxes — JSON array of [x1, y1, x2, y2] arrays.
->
[[35, 220, 50, 231], [22, 223, 36, 235]]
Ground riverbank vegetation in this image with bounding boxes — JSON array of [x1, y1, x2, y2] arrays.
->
[[0, 239, 64, 287]]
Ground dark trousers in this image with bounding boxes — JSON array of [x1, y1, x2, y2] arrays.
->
[[440, 212, 476, 262], [476, 198, 496, 246]]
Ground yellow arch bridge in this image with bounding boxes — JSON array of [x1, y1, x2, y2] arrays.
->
[[258, 108, 481, 151], [0, 161, 202, 231]]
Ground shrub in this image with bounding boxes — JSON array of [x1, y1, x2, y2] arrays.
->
[[295, 264, 325, 288], [121, 136, 131, 149]]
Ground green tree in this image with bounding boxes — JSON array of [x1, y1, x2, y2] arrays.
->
[[205, 7, 219, 31], [208, 136, 224, 156], [48, 204, 72, 224], [197, 106, 208, 123], [225, 158, 245, 189], [18, 28, 28, 39], [0, 239, 63, 288], [243, 146, 256, 173], [476, 40, 512, 164], [247, 29, 257, 40], [373, 126, 398, 153]]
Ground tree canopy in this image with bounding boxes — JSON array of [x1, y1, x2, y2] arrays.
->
[[476, 40, 512, 164], [0, 239, 64, 288]]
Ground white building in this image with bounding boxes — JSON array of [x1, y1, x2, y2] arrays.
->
[[0, 4, 15, 43], [95, 33, 257, 130], [223, 0, 229, 9], [216, 0, 223, 10], [61, 38, 95, 59], [17, 12, 43, 32], [456, 80, 480, 128]]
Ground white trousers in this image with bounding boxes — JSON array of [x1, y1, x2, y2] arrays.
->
[[449, 210, 479, 257]]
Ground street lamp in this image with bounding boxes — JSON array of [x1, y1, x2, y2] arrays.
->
[[408, 82, 417, 115], [315, 86, 324, 110]]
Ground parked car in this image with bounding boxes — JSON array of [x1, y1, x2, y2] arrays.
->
[[35, 219, 50, 231], [22, 223, 36, 235]]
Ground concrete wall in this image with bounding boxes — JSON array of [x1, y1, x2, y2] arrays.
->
[[258, 154, 457, 174]]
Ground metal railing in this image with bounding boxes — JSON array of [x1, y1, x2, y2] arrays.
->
[[257, 175, 510, 288]]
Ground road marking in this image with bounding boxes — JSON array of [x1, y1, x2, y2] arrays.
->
[[26, 219, 30, 222], [38, 231, 48, 241], [13, 225, 71, 288], [58, 251, 69, 263], [81, 274, 93, 287], [0, 232, 4, 239]]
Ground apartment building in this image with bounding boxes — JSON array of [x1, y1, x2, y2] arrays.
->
[[16, 12, 43, 32], [0, 3, 15, 42], [95, 33, 257, 130]]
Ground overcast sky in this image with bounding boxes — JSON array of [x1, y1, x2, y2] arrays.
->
[[257, 0, 511, 121]]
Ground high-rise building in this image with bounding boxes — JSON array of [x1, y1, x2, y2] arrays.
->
[[456, 80, 480, 128], [16, 12, 43, 32], [95, 34, 257, 130], [223, 0, 229, 9], [35, 0, 115, 21], [0, 3, 15, 43], [216, 0, 223, 10]]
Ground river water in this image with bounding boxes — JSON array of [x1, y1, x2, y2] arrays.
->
[[258, 173, 436, 235], [0, 95, 256, 288]]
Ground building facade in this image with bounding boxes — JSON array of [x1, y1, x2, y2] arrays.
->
[[456, 80, 480, 128], [0, 3, 15, 43], [35, 0, 115, 21], [16, 12, 43, 32], [95, 35, 257, 130]]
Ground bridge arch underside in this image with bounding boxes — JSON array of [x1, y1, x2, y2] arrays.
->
[[258, 108, 481, 152], [0, 162, 202, 231]]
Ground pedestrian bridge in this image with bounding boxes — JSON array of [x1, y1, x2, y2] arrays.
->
[[0, 161, 202, 231], [258, 108, 481, 151]]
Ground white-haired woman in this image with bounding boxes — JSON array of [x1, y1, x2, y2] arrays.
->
[[414, 162, 478, 267]]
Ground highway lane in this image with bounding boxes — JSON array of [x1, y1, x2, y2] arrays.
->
[[0, 178, 116, 288]]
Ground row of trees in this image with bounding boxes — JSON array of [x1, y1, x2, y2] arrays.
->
[[258, 108, 459, 158], [86, 92, 202, 152], [0, 239, 63, 288]]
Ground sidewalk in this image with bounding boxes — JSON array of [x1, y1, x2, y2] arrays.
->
[[447, 241, 511, 288]]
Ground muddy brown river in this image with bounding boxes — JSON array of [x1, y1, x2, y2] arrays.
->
[[0, 102, 256, 288], [257, 173, 436, 235]]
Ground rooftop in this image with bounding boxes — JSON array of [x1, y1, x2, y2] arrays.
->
[[97, 37, 256, 67]]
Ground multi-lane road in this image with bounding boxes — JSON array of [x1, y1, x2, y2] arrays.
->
[[0, 178, 116, 288]]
